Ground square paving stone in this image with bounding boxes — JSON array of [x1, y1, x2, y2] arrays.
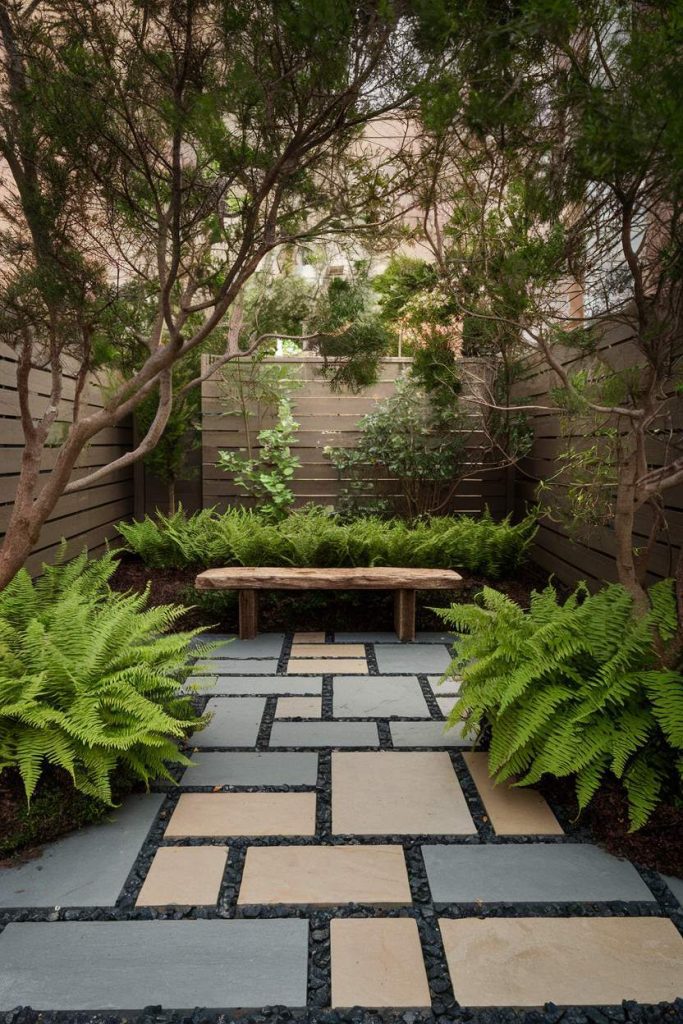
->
[[190, 698, 265, 747], [276, 696, 322, 718], [270, 721, 379, 748], [291, 643, 366, 657], [136, 847, 228, 907], [203, 676, 323, 695], [192, 659, 280, 675], [463, 752, 563, 835], [390, 721, 471, 747], [439, 917, 683, 1007], [376, 644, 451, 674], [332, 752, 475, 835], [288, 657, 368, 674], [333, 677, 430, 718], [436, 696, 458, 717], [0, 794, 163, 908], [165, 793, 316, 837], [422, 844, 654, 904], [293, 631, 326, 642], [207, 634, 285, 658], [334, 632, 402, 643], [429, 674, 461, 696], [662, 873, 683, 907], [0, 919, 308, 1010], [180, 752, 318, 787], [238, 845, 411, 905], [331, 918, 430, 1008]]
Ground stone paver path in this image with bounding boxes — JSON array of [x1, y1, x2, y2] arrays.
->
[[0, 629, 682, 1015]]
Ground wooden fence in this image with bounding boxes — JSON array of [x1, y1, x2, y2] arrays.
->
[[201, 355, 512, 517], [512, 323, 682, 588], [0, 344, 134, 575]]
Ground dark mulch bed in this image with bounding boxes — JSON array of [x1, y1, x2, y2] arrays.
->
[[0, 768, 137, 863], [542, 774, 683, 878], [110, 555, 552, 633]]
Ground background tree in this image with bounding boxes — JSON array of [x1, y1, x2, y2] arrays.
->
[[410, 0, 683, 627], [0, 0, 427, 587]]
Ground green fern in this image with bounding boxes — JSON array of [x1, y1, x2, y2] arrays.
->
[[0, 548, 210, 804], [435, 580, 682, 830], [117, 506, 538, 578]]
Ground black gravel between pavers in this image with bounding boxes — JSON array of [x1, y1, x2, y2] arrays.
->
[[0, 635, 681, 1023]]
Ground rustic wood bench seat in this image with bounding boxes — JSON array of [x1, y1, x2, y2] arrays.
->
[[194, 566, 462, 642]]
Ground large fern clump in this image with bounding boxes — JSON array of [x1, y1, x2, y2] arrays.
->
[[0, 549, 209, 804], [118, 506, 538, 578], [437, 580, 683, 829]]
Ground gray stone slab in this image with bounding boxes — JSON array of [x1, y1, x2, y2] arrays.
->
[[196, 675, 323, 695], [206, 634, 286, 659], [0, 795, 163, 908], [270, 721, 379, 748], [376, 644, 451, 674], [333, 676, 430, 718], [422, 843, 655, 903], [190, 697, 265, 747], [334, 632, 456, 644], [390, 720, 470, 747], [192, 659, 280, 675], [0, 919, 308, 1010], [662, 873, 683, 907], [181, 752, 318, 787], [428, 674, 461, 696]]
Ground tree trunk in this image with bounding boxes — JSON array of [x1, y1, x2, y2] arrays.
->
[[613, 452, 649, 615]]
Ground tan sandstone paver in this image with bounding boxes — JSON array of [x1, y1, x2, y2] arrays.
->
[[136, 847, 228, 907], [332, 751, 476, 835], [293, 631, 326, 643], [288, 658, 368, 675], [331, 918, 431, 1008], [463, 752, 562, 835], [165, 793, 316, 837], [440, 917, 683, 1006], [290, 643, 366, 657], [238, 845, 411, 905], [275, 696, 322, 718]]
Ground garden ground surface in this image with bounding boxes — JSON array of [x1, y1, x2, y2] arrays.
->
[[0, 632, 681, 1021]]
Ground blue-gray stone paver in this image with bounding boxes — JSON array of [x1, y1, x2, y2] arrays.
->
[[375, 644, 451, 674], [181, 752, 318, 787], [422, 843, 655, 903], [662, 873, 683, 908], [390, 720, 470, 747], [208, 634, 286, 658], [192, 658, 280, 675], [190, 697, 265, 747], [0, 794, 164, 908], [334, 632, 456, 644], [270, 721, 379, 748], [333, 676, 430, 718], [194, 675, 323, 695], [0, 919, 309, 1010], [428, 674, 461, 696]]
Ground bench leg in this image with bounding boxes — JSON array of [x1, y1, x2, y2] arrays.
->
[[239, 590, 259, 640], [394, 589, 416, 643]]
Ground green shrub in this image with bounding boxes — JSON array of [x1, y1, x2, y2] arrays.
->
[[118, 506, 538, 578], [436, 581, 683, 830], [0, 549, 209, 804]]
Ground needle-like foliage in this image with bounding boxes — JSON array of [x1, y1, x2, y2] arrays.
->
[[0, 549, 209, 804]]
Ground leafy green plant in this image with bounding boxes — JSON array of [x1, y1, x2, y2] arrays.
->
[[436, 581, 683, 829], [118, 506, 537, 578], [217, 399, 301, 520], [0, 549, 208, 804]]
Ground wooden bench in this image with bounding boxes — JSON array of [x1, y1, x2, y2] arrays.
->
[[194, 566, 462, 643]]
